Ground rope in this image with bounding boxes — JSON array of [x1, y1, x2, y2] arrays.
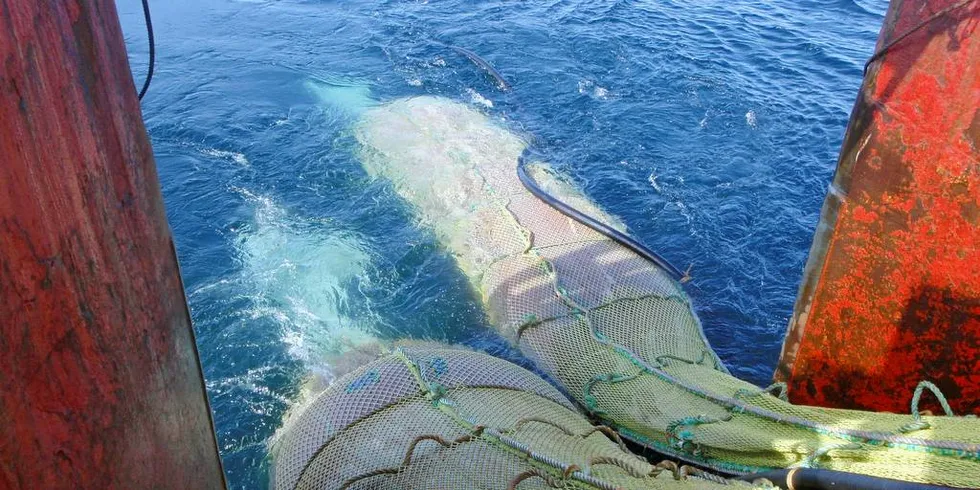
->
[[655, 351, 713, 368], [583, 371, 642, 412], [652, 460, 680, 478], [137, 0, 155, 100], [588, 455, 648, 479], [679, 466, 731, 485], [339, 432, 481, 489], [392, 350, 628, 490], [400, 433, 481, 467], [792, 443, 862, 469], [582, 425, 632, 455], [863, 0, 977, 75], [650, 459, 732, 485], [733, 382, 788, 403], [900, 381, 955, 433], [338, 467, 399, 489], [507, 469, 563, 490], [666, 415, 731, 455]]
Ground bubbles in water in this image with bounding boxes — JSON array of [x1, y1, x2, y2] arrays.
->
[[745, 110, 758, 128]]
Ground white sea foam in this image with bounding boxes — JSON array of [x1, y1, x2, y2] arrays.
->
[[578, 79, 610, 100], [232, 187, 375, 368], [466, 88, 493, 108], [202, 148, 250, 166], [648, 173, 663, 193]]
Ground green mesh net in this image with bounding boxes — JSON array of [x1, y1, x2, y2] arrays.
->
[[272, 346, 747, 489], [351, 96, 980, 488]]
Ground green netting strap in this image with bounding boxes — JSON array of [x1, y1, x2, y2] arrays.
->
[[583, 372, 642, 413], [899, 381, 955, 433], [495, 196, 979, 456], [733, 382, 789, 403], [391, 348, 449, 407], [655, 351, 713, 368], [477, 164, 979, 458], [666, 415, 731, 455], [391, 349, 629, 490], [792, 443, 862, 469], [571, 332, 980, 458]]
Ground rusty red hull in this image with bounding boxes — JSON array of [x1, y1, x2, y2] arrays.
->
[[776, 0, 980, 414], [0, 1, 225, 488]]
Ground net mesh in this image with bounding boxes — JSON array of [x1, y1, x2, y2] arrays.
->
[[352, 96, 980, 488], [272, 346, 740, 490]]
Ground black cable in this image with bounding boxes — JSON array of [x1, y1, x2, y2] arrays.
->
[[742, 468, 955, 490], [516, 152, 686, 281], [863, 0, 976, 76], [137, 0, 155, 100]]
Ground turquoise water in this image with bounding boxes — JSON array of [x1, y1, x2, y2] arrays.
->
[[118, 0, 886, 487]]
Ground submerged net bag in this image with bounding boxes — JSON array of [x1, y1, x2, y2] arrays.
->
[[271, 346, 743, 489], [354, 96, 980, 488]]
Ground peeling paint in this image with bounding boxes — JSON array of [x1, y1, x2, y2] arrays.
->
[[777, 0, 980, 415]]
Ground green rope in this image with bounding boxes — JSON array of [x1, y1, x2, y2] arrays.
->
[[899, 381, 955, 433], [665, 415, 730, 455], [584, 372, 642, 413], [793, 443, 862, 469], [733, 382, 788, 403], [655, 351, 712, 368]]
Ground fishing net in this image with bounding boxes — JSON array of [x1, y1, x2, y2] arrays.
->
[[353, 96, 980, 488], [271, 345, 746, 489]]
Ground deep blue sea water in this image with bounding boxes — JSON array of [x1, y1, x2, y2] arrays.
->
[[117, 1, 886, 487]]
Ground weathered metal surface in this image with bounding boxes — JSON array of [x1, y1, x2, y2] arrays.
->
[[776, 0, 980, 414], [0, 1, 226, 488]]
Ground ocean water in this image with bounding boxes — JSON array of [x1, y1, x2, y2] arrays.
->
[[117, 0, 886, 487]]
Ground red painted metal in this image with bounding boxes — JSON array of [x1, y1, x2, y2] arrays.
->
[[776, 0, 980, 414], [0, 1, 226, 488]]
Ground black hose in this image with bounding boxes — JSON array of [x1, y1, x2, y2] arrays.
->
[[516, 152, 685, 281], [743, 468, 956, 490], [137, 0, 155, 100], [863, 0, 976, 76]]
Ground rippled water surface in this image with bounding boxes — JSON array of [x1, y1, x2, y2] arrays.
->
[[118, 0, 886, 487]]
